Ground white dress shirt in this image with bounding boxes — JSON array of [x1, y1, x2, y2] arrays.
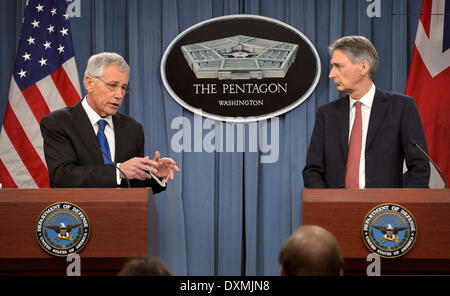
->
[[82, 97, 121, 185], [348, 83, 375, 189]]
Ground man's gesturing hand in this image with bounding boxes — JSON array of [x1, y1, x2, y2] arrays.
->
[[149, 151, 180, 182], [119, 157, 158, 181]]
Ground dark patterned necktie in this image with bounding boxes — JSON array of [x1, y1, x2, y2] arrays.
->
[[97, 119, 111, 164]]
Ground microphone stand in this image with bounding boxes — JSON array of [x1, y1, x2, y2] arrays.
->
[[93, 143, 131, 188], [409, 140, 447, 188]]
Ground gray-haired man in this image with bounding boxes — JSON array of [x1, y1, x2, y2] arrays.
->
[[41, 52, 179, 189]]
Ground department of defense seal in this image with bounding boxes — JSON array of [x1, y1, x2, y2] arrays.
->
[[362, 203, 416, 258], [36, 202, 90, 257]]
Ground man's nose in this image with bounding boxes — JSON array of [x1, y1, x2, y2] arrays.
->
[[329, 67, 335, 79], [114, 87, 124, 98]]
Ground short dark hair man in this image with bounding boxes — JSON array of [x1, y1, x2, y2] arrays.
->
[[303, 36, 430, 188]]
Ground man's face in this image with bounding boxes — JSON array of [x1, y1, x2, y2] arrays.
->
[[328, 49, 365, 96], [84, 64, 129, 117]]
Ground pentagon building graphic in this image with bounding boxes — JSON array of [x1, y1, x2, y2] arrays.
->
[[181, 35, 298, 79]]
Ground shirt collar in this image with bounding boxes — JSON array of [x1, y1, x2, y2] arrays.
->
[[349, 83, 376, 109], [81, 96, 114, 128]]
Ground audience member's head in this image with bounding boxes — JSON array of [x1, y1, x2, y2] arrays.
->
[[118, 256, 173, 276], [279, 225, 344, 276]]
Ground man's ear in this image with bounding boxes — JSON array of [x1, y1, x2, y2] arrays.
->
[[360, 60, 371, 77], [84, 75, 95, 94], [280, 266, 286, 276]]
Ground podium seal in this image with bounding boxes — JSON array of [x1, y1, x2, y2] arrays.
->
[[36, 202, 90, 257], [362, 203, 416, 258]]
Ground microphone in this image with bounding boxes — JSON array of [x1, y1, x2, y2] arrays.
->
[[93, 142, 131, 188], [409, 139, 447, 188]]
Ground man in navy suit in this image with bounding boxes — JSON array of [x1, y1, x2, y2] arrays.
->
[[41, 52, 179, 189], [303, 36, 429, 188]]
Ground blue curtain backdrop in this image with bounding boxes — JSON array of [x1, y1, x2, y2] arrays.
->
[[0, 0, 422, 275]]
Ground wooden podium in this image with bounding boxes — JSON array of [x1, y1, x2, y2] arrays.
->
[[303, 189, 450, 275], [0, 188, 159, 275]]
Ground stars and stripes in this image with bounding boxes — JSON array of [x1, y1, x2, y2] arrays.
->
[[0, 0, 81, 188]]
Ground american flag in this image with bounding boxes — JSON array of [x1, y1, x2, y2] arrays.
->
[[0, 0, 81, 188]]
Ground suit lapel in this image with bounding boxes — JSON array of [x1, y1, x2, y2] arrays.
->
[[112, 114, 125, 163], [336, 96, 350, 159], [366, 88, 389, 150], [72, 101, 104, 163]]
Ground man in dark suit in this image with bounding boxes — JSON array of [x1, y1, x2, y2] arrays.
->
[[40, 52, 179, 189], [303, 36, 429, 188]]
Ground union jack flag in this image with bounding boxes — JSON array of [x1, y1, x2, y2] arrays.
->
[[405, 0, 450, 188]]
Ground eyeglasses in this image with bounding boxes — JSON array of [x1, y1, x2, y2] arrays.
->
[[94, 76, 130, 94]]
